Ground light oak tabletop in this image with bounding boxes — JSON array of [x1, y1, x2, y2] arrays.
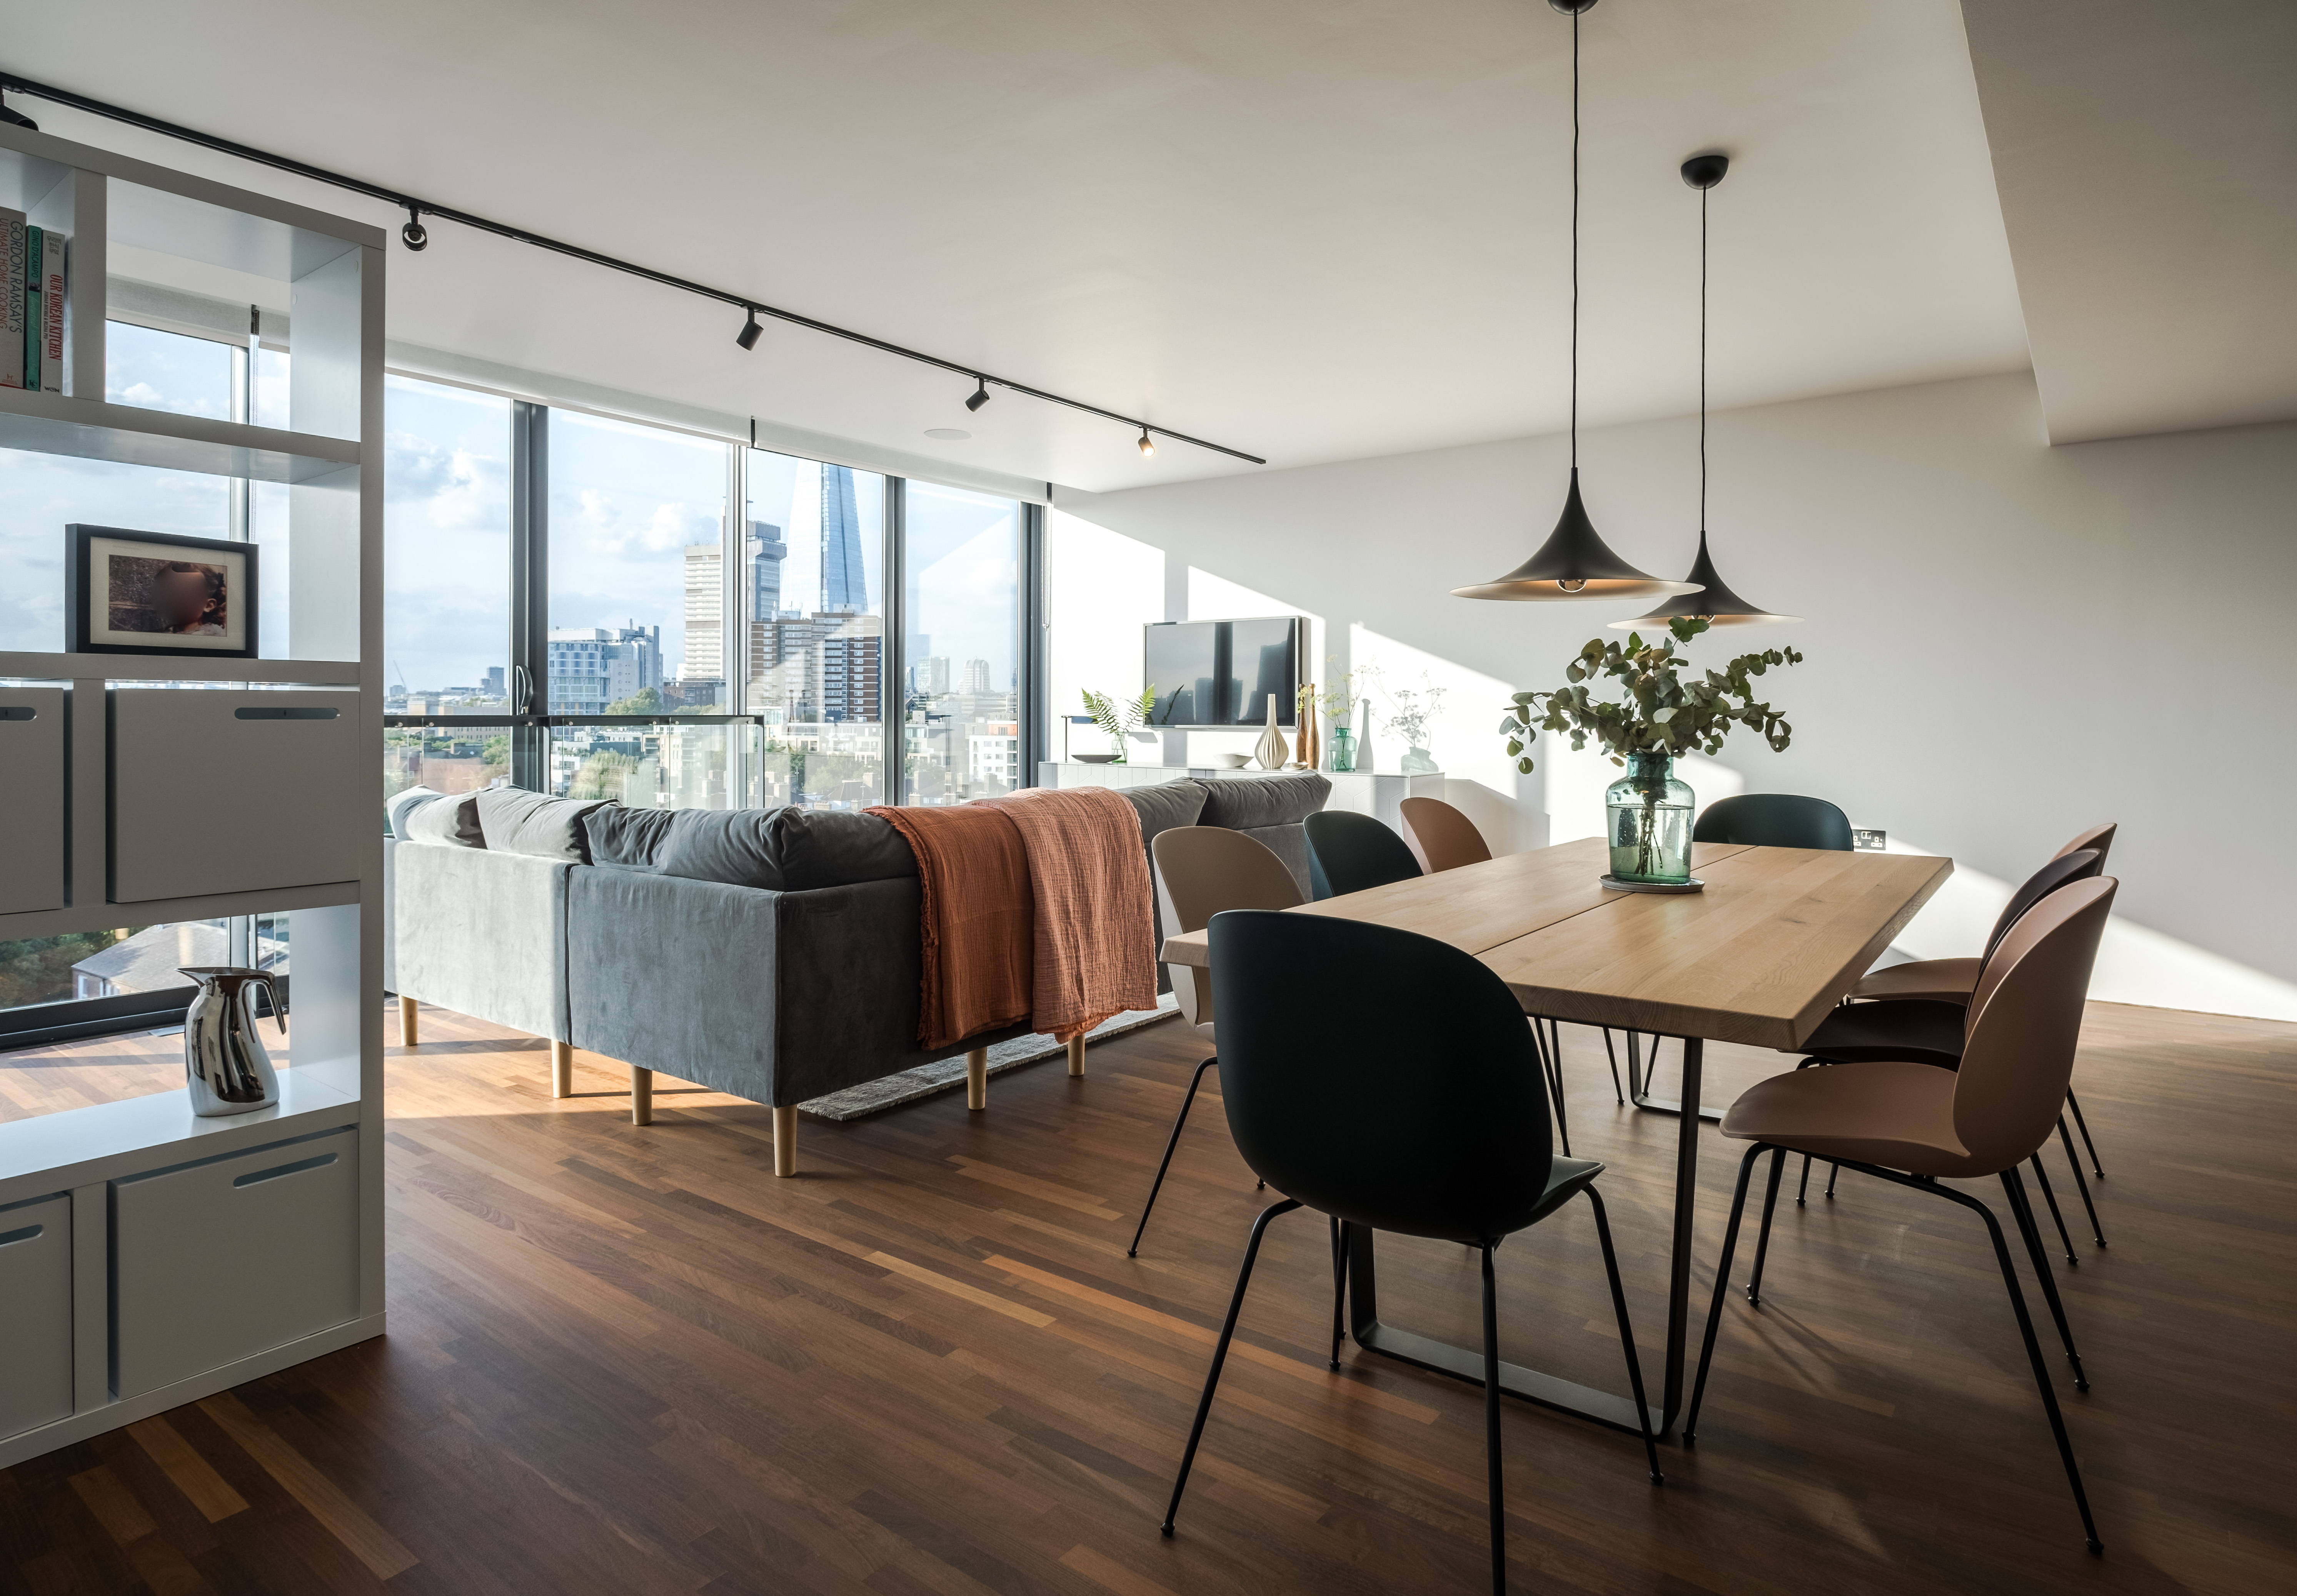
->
[[1158, 838, 1952, 1053]]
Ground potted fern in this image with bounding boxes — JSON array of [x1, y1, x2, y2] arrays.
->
[[1080, 686, 1156, 764], [1498, 617, 1803, 886]]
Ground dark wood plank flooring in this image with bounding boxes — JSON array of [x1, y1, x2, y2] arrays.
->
[[2, 1000, 2292, 1594]]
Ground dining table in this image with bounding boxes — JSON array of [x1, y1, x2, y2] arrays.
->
[[1156, 834, 1953, 1438]]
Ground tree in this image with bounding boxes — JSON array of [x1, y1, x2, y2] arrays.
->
[[604, 686, 666, 716]]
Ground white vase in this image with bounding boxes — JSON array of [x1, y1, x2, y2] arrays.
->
[[1355, 698, 1376, 773], [1253, 699, 1288, 770]]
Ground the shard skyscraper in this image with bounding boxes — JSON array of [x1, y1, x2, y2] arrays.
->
[[820, 465, 867, 614]]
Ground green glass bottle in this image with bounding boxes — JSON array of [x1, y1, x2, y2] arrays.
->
[[1605, 751, 1694, 883]]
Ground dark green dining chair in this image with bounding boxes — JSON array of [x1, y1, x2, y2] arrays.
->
[[1690, 792, 1855, 852]]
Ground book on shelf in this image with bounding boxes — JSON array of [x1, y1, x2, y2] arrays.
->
[[25, 223, 42, 391], [34, 227, 66, 393], [0, 207, 22, 390]]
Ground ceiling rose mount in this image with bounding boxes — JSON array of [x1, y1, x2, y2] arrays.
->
[[1457, 0, 1698, 604]]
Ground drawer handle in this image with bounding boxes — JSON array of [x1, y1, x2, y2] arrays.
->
[[0, 705, 35, 722], [232, 1152, 338, 1188], [234, 706, 340, 720], [0, 1223, 43, 1247]]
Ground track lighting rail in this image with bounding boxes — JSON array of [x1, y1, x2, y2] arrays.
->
[[0, 71, 1266, 466]]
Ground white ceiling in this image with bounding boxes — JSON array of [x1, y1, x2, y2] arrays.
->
[[1960, 0, 2297, 444], [16, 0, 2032, 490]]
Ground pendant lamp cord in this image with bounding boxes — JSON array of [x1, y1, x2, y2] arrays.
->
[[1570, 5, 1580, 470], [1700, 178, 1707, 535]]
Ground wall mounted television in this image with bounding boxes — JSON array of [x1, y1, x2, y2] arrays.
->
[[1143, 616, 1303, 729]]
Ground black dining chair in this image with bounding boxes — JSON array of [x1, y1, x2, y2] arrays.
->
[[1690, 791, 1857, 852], [1795, 848, 2110, 1256], [1303, 810, 1424, 900], [1162, 910, 1661, 1596], [1304, 807, 1578, 1153]]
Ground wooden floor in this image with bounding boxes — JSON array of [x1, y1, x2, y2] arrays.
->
[[2, 1000, 2293, 1594]]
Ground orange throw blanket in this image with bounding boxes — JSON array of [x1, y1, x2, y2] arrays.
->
[[869, 786, 1156, 1049], [983, 786, 1159, 1042], [868, 804, 1034, 1050]]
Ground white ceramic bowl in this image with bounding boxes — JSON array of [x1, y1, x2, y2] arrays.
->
[[1210, 752, 1251, 769]]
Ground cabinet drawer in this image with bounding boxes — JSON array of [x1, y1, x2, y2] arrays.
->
[[112, 1127, 359, 1400], [0, 1193, 73, 1441], [0, 689, 66, 915], [110, 690, 362, 903]]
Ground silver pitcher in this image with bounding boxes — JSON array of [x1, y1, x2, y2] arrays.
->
[[179, 966, 285, 1116]]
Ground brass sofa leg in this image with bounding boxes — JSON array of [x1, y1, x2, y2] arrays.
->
[[966, 1048, 988, 1111], [550, 1040, 573, 1099], [398, 995, 417, 1046], [1067, 1035, 1087, 1078], [773, 1105, 797, 1177], [632, 1066, 654, 1125]]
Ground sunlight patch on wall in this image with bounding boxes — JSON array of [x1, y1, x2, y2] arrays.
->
[[1350, 625, 1530, 852]]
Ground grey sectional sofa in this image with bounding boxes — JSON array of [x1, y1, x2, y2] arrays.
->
[[384, 772, 1329, 1175]]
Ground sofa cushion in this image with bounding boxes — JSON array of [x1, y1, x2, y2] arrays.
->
[[586, 803, 676, 868], [1199, 771, 1331, 830], [1118, 778, 1208, 843], [400, 788, 486, 848], [386, 785, 441, 840], [477, 788, 612, 862], [657, 806, 918, 891]]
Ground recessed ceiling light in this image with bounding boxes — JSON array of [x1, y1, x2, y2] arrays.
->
[[924, 428, 969, 440]]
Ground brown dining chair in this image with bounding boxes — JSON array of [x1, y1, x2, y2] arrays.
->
[[1400, 795, 1492, 873], [1687, 875, 2118, 1554], [1397, 795, 1585, 1149], [1129, 825, 1305, 1256]]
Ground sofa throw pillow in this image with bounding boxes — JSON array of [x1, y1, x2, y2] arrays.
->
[[475, 787, 612, 863], [385, 785, 442, 840], [1199, 771, 1331, 831], [656, 807, 920, 891], [1118, 778, 1208, 845], [400, 788, 486, 848], [585, 803, 676, 868]]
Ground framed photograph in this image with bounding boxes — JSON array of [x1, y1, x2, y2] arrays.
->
[[65, 525, 259, 659]]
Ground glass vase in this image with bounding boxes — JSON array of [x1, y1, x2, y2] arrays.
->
[[1328, 726, 1355, 772], [1605, 751, 1694, 883]]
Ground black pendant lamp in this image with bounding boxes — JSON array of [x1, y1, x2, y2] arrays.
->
[[1614, 152, 1797, 629], [1456, 0, 1698, 605]]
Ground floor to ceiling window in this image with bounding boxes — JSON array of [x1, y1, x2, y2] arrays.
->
[[745, 450, 887, 810], [377, 388, 1034, 815], [902, 482, 1021, 804]]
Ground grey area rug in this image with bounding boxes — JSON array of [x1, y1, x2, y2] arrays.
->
[[798, 994, 1184, 1122]]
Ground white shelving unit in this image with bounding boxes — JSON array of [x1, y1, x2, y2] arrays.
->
[[0, 123, 384, 1468]]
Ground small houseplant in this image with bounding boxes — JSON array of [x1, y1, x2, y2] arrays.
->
[[1498, 617, 1803, 884], [1081, 686, 1156, 764]]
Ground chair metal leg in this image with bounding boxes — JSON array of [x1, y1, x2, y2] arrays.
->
[[1823, 1162, 1840, 1200], [1129, 1055, 1217, 1258], [2028, 1152, 2080, 1266], [1329, 1217, 1351, 1370], [1162, 1197, 1303, 1535], [1685, 1143, 1767, 1442], [1600, 1026, 1625, 1105], [1584, 1188, 1663, 1484], [2066, 1088, 2105, 1178], [1795, 1155, 1812, 1206], [2057, 1116, 2108, 1248], [1825, 1159, 2103, 1553], [1480, 1242, 1507, 1596], [1746, 1148, 1787, 1304], [2004, 1168, 2089, 1392]]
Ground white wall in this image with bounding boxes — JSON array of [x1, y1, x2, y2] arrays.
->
[[1058, 371, 2297, 1019]]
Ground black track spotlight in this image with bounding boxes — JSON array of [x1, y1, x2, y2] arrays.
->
[[0, 96, 38, 132], [736, 306, 763, 351], [1137, 427, 1156, 458], [400, 206, 428, 252], [964, 378, 990, 413]]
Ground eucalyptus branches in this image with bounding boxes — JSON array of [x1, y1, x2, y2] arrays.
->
[[1498, 616, 1803, 774]]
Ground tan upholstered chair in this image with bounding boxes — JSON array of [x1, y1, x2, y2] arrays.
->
[[1687, 875, 2117, 1554], [1851, 822, 2115, 1005], [1398, 795, 1492, 873], [1130, 827, 1304, 1256]]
